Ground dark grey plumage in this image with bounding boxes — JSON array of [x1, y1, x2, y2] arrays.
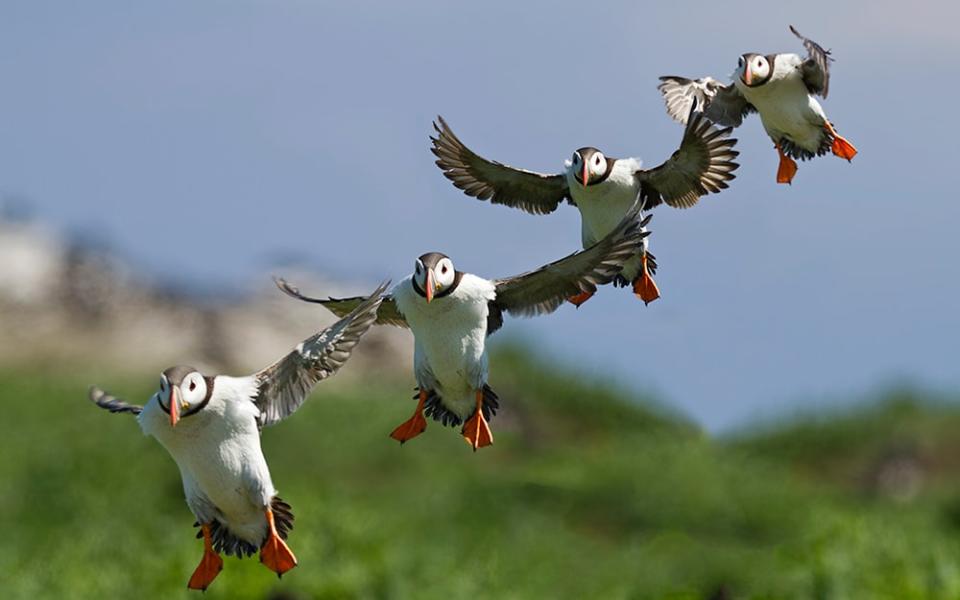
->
[[657, 76, 756, 128], [274, 279, 409, 329], [88, 386, 143, 415], [431, 116, 571, 215], [198, 496, 294, 558], [491, 200, 648, 317], [637, 105, 740, 209], [790, 25, 832, 98], [421, 385, 499, 427], [253, 281, 388, 427]]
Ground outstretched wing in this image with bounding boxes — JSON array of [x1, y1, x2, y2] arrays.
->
[[492, 201, 648, 317], [790, 25, 832, 98], [637, 105, 740, 210], [657, 76, 755, 128], [253, 281, 388, 427], [88, 386, 143, 415], [431, 116, 571, 215], [274, 278, 409, 328]]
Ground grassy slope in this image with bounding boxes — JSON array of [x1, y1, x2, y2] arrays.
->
[[2, 352, 960, 599]]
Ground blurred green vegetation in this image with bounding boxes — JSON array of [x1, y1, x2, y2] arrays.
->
[[3, 348, 960, 599]]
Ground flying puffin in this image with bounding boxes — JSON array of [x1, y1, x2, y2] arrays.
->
[[658, 25, 857, 185], [275, 202, 647, 451], [87, 284, 387, 591], [430, 104, 738, 307]]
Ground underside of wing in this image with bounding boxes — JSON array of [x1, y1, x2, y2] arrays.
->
[[493, 203, 649, 317], [790, 25, 832, 97], [638, 108, 740, 210], [431, 116, 570, 215], [274, 278, 408, 327], [254, 282, 389, 427]]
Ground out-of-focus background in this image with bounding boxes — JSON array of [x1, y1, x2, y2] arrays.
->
[[2, 1, 959, 598]]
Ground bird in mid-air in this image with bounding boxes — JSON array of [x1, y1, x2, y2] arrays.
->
[[430, 105, 738, 306], [658, 25, 857, 185], [275, 203, 647, 451], [87, 285, 386, 591]]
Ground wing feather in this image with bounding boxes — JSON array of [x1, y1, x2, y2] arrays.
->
[[253, 281, 388, 427], [657, 76, 755, 127], [492, 201, 649, 317], [274, 278, 408, 328], [790, 25, 832, 97], [431, 116, 570, 215], [88, 386, 143, 415], [637, 106, 740, 210]]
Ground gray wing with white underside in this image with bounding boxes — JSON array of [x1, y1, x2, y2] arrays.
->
[[657, 76, 755, 128], [492, 201, 648, 317], [252, 281, 388, 427]]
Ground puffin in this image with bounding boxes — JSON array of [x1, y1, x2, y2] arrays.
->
[[87, 284, 387, 591], [430, 103, 739, 307], [275, 202, 648, 451], [658, 25, 857, 185]]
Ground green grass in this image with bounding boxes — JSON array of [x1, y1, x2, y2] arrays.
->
[[3, 352, 960, 599]]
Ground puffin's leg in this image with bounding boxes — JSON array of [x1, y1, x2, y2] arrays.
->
[[187, 523, 224, 591], [776, 143, 798, 184], [259, 507, 298, 578], [461, 389, 494, 451], [824, 121, 858, 161], [389, 389, 428, 444], [567, 289, 594, 307], [631, 253, 661, 305]]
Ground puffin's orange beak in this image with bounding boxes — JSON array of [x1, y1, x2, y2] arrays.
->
[[743, 64, 752, 86], [581, 163, 589, 188], [169, 386, 180, 427], [425, 269, 435, 303]]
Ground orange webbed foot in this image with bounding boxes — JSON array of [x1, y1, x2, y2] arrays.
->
[[831, 135, 858, 161], [461, 389, 494, 451], [187, 524, 224, 591], [632, 255, 660, 305], [260, 509, 297, 578], [567, 290, 594, 307], [824, 122, 858, 162], [776, 144, 798, 184], [389, 390, 428, 444]]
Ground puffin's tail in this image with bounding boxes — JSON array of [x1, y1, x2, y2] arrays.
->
[[196, 496, 295, 558], [420, 385, 500, 427]]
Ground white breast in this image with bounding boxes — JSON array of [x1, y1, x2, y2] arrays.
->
[[566, 158, 642, 248], [393, 275, 496, 417], [735, 55, 828, 152], [139, 376, 276, 545]]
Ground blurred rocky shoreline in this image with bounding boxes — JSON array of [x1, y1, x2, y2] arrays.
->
[[0, 213, 411, 377]]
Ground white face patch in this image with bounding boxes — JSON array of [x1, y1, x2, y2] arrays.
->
[[435, 257, 456, 290], [179, 372, 207, 409], [589, 152, 607, 177]]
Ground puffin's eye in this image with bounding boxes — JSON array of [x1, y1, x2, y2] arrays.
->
[[189, 381, 196, 392], [595, 156, 601, 166], [441, 265, 448, 274]]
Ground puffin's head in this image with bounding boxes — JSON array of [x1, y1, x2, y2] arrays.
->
[[413, 252, 456, 303], [569, 147, 608, 188], [738, 53, 772, 87], [157, 366, 211, 427]]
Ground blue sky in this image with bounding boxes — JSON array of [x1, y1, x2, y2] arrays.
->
[[1, 1, 958, 430]]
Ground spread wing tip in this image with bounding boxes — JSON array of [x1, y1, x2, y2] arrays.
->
[[89, 385, 142, 415], [274, 276, 331, 304]]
